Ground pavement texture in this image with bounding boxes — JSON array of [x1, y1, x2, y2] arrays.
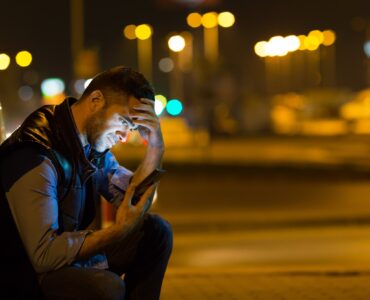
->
[[161, 270, 370, 300]]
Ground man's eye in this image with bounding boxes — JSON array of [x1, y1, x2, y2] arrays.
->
[[119, 117, 129, 126]]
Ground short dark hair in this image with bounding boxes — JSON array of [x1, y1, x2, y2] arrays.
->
[[81, 66, 155, 103]]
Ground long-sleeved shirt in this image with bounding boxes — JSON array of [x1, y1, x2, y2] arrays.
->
[[3, 145, 132, 274]]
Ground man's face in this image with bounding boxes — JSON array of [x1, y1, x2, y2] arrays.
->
[[86, 95, 141, 152]]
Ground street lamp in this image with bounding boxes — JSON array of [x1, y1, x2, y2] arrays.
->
[[187, 11, 235, 64], [254, 30, 336, 93], [15, 51, 32, 68], [0, 53, 10, 71], [123, 23, 153, 81], [168, 34, 187, 102]]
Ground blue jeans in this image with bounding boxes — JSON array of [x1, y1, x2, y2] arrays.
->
[[39, 214, 173, 300]]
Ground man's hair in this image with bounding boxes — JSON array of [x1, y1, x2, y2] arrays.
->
[[81, 66, 155, 104]]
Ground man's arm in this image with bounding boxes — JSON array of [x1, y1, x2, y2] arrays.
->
[[129, 98, 165, 187], [76, 183, 156, 259], [5, 149, 153, 272], [5, 154, 91, 273]]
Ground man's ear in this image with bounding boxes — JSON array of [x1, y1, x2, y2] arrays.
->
[[88, 90, 105, 112]]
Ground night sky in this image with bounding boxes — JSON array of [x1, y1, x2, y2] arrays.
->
[[1, 0, 370, 126]]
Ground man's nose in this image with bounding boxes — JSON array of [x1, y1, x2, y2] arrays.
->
[[116, 130, 128, 142]]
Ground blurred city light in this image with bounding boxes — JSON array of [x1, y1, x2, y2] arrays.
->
[[15, 50, 32, 67], [84, 78, 92, 89], [304, 35, 320, 51], [0, 53, 10, 70], [201, 12, 218, 29], [135, 24, 152, 40], [218, 11, 235, 28], [155, 94, 168, 107], [364, 41, 370, 58], [322, 30, 336, 46], [255, 30, 336, 58], [18, 86, 34, 101], [268, 36, 288, 56], [298, 35, 307, 50], [74, 79, 86, 94], [41, 78, 65, 97], [155, 94, 167, 115], [254, 41, 268, 57], [123, 24, 137, 40], [187, 12, 202, 28], [158, 57, 174, 72], [168, 35, 186, 52], [284, 35, 300, 52], [167, 99, 183, 116], [308, 30, 324, 44]]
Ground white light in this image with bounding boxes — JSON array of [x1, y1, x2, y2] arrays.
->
[[284, 35, 300, 52], [268, 36, 288, 56], [5, 132, 11, 138], [41, 78, 65, 97], [364, 41, 370, 58], [155, 100, 165, 115], [84, 78, 93, 89], [168, 35, 186, 52]]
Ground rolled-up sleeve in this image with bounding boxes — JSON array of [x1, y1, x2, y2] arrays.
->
[[96, 151, 133, 208], [6, 156, 90, 274]]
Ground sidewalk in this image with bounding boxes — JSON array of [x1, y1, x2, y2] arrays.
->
[[161, 269, 370, 300]]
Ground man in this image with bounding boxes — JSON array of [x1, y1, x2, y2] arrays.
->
[[0, 66, 173, 299]]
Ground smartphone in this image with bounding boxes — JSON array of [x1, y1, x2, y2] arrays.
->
[[131, 168, 166, 205]]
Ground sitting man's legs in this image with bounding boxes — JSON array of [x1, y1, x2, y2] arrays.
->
[[106, 214, 173, 300], [40, 266, 125, 300], [40, 214, 172, 300]]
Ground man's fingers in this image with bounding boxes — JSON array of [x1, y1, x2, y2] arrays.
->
[[135, 184, 157, 209], [123, 184, 136, 207]]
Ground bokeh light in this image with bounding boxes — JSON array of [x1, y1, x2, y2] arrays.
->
[[74, 79, 86, 94], [201, 12, 218, 29], [254, 41, 268, 57], [135, 24, 152, 40], [168, 35, 186, 52], [18, 86, 34, 101], [187, 12, 202, 28], [218, 11, 235, 28], [298, 35, 307, 50], [84, 78, 93, 89], [123, 24, 137, 40], [304, 35, 320, 51], [167, 99, 183, 116], [308, 30, 324, 44], [41, 78, 65, 97], [364, 41, 370, 58], [155, 94, 167, 115], [322, 30, 336, 46], [0, 53, 10, 70], [268, 36, 288, 56], [15, 50, 32, 67], [284, 35, 300, 52], [158, 57, 174, 72]]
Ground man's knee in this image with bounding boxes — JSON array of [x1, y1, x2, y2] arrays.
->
[[41, 268, 126, 300], [143, 214, 173, 255]]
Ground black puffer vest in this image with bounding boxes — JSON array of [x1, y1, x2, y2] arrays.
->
[[0, 98, 105, 298]]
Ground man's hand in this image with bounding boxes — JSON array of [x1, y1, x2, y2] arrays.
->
[[130, 98, 164, 149], [115, 183, 157, 231]]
